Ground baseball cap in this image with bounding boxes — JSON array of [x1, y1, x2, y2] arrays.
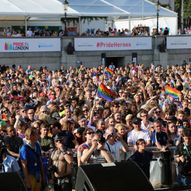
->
[[132, 117, 141, 125]]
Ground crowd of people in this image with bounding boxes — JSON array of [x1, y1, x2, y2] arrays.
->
[[0, 25, 171, 38], [0, 63, 191, 191]]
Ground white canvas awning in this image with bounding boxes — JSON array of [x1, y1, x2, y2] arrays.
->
[[0, 0, 177, 34], [0, 0, 177, 19]]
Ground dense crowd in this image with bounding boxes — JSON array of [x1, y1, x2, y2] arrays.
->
[[0, 25, 170, 38], [0, 63, 191, 191]]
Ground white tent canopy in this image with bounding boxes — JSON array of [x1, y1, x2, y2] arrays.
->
[[0, 0, 177, 18], [0, 0, 79, 18], [103, 0, 177, 18], [0, 0, 177, 34]]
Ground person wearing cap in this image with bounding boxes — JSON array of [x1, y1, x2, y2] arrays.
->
[[127, 117, 150, 146], [104, 127, 128, 162], [0, 144, 20, 173], [50, 133, 73, 191]]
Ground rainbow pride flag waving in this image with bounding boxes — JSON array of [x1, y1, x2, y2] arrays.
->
[[97, 83, 116, 102], [105, 67, 114, 77], [164, 85, 181, 99]]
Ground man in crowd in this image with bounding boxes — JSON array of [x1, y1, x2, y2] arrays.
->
[[175, 129, 191, 186]]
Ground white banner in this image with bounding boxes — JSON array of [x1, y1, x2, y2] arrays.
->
[[167, 36, 191, 49], [74, 37, 152, 51], [0, 38, 61, 52]]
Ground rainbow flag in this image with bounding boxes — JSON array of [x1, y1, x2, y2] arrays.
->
[[97, 83, 116, 102], [164, 85, 181, 99], [105, 67, 114, 77]]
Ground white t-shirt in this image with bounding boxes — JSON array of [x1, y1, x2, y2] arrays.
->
[[127, 129, 150, 145], [141, 121, 153, 132]]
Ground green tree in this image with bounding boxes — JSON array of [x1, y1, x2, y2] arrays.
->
[[175, 0, 191, 28]]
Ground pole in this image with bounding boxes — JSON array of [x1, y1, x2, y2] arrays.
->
[[156, 0, 159, 35], [181, 0, 184, 33], [25, 17, 28, 37], [64, 12, 67, 36]]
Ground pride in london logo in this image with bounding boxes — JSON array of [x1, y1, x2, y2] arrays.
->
[[4, 42, 29, 50]]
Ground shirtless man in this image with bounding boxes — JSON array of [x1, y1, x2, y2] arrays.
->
[[50, 133, 73, 191]]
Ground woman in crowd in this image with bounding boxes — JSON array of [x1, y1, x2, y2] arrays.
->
[[77, 128, 113, 166]]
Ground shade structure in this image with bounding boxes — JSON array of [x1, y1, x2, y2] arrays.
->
[[105, 0, 177, 18], [0, 0, 177, 34], [0, 0, 176, 19]]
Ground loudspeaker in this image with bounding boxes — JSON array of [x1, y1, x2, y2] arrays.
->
[[132, 52, 138, 64], [0, 172, 26, 191], [101, 53, 106, 59], [101, 53, 106, 67], [75, 160, 154, 191]]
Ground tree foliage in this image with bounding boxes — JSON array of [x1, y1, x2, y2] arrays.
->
[[175, 0, 191, 18]]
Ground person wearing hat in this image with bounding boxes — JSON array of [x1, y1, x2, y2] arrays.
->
[[127, 117, 150, 146], [50, 133, 73, 191], [104, 127, 128, 162], [0, 143, 20, 173]]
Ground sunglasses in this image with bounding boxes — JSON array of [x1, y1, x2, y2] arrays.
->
[[141, 114, 147, 117], [108, 133, 115, 138], [55, 140, 62, 142], [86, 132, 95, 135]]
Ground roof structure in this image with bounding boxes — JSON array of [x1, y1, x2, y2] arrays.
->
[[0, 0, 176, 20], [67, 0, 129, 17], [104, 0, 177, 18]]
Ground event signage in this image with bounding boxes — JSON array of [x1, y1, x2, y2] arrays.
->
[[0, 38, 61, 52], [74, 37, 152, 51], [167, 36, 191, 49]]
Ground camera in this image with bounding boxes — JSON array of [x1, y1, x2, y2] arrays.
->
[[48, 165, 58, 173]]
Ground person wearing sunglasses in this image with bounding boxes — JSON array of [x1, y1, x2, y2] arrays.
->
[[77, 128, 113, 166]]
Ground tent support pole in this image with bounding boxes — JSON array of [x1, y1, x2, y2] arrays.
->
[[25, 17, 30, 37], [79, 17, 81, 35], [129, 16, 131, 31], [181, 0, 184, 33], [142, 0, 144, 20]]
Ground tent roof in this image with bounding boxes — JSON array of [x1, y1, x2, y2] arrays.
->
[[0, 0, 79, 17], [0, 0, 177, 20], [104, 0, 177, 18], [67, 0, 129, 16]]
